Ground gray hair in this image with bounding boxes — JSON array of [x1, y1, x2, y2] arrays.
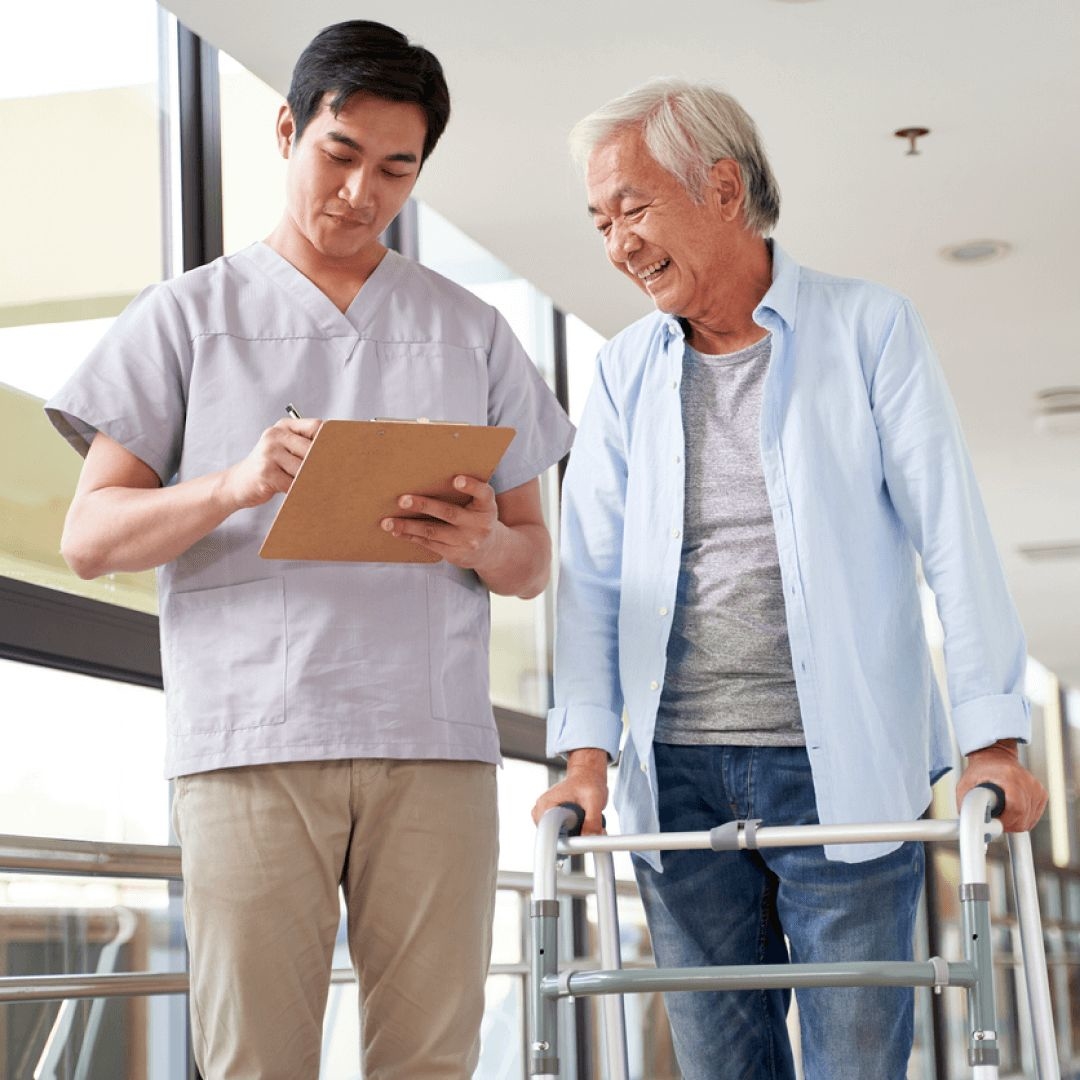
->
[[569, 78, 780, 236]]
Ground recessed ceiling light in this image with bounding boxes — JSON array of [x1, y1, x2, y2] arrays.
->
[[939, 239, 1012, 264], [1033, 386, 1080, 435], [1016, 541, 1080, 562]]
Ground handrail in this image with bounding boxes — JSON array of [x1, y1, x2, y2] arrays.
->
[[0, 836, 640, 898], [0, 833, 639, 1005]]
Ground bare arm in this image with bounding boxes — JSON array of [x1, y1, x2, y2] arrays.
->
[[380, 476, 552, 598], [61, 419, 320, 579]]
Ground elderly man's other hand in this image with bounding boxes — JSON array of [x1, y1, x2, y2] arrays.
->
[[955, 739, 1048, 833]]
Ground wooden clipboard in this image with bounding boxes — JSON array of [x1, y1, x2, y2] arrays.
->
[[259, 419, 516, 563]]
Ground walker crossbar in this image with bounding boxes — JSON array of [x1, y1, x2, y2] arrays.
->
[[544, 958, 977, 997], [529, 787, 1061, 1080]]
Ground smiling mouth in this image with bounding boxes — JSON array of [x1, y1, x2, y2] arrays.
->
[[635, 258, 670, 284]]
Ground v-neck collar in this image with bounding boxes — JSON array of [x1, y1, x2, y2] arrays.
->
[[241, 242, 407, 339]]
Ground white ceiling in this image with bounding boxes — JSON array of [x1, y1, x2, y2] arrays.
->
[[163, 0, 1080, 687]]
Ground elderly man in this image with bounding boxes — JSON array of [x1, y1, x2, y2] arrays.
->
[[533, 79, 1046, 1079]]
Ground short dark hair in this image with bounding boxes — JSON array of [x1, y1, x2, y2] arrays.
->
[[287, 20, 450, 163]]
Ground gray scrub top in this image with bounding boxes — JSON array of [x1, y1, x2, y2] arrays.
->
[[46, 243, 575, 778]]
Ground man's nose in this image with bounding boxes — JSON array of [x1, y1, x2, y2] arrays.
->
[[607, 221, 641, 264], [340, 166, 375, 208]]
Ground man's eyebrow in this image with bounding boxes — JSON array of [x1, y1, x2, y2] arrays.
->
[[587, 186, 647, 216], [326, 131, 418, 164]]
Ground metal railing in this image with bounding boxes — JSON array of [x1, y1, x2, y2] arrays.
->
[[0, 834, 639, 1006]]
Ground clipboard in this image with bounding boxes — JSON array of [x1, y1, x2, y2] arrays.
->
[[259, 419, 516, 563]]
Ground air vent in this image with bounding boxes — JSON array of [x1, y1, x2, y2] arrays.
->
[[1034, 386, 1080, 434], [1017, 541, 1080, 562], [940, 239, 1011, 264]]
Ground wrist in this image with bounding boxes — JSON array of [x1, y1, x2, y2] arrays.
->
[[969, 738, 1018, 759], [566, 747, 609, 776]]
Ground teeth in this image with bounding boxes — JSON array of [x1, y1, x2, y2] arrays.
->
[[636, 259, 670, 280]]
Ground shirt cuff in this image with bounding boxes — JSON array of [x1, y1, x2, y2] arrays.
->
[[546, 705, 623, 762], [951, 693, 1031, 756]]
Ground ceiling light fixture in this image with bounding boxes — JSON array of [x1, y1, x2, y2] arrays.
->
[[1033, 386, 1080, 435], [939, 239, 1012, 264], [894, 127, 930, 155], [1016, 541, 1080, 562]]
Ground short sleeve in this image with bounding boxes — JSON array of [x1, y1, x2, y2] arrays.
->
[[45, 283, 191, 483], [484, 310, 575, 492]]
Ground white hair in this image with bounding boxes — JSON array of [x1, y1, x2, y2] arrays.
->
[[569, 77, 781, 236]]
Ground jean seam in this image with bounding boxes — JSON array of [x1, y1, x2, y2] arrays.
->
[[756, 866, 778, 1078]]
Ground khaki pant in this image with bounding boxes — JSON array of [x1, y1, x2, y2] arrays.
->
[[172, 758, 498, 1080]]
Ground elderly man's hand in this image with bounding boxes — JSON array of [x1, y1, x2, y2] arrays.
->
[[531, 749, 610, 836], [955, 739, 1048, 833], [380, 474, 500, 569]]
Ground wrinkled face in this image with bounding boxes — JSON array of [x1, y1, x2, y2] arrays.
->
[[586, 128, 733, 321], [277, 92, 427, 263]]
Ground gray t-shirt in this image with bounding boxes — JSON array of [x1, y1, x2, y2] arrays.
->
[[655, 335, 804, 746]]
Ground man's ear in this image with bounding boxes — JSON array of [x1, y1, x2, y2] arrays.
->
[[707, 158, 745, 223], [276, 104, 296, 159]]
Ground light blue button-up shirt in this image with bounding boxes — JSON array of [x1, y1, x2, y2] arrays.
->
[[547, 242, 1029, 864]]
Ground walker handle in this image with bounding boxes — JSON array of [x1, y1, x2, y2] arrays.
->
[[977, 781, 1006, 819], [558, 802, 587, 837], [557, 801, 606, 837]]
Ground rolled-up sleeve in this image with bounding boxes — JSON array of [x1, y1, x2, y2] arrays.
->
[[870, 300, 1029, 754]]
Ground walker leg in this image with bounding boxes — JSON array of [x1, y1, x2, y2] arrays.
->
[[593, 851, 630, 1080], [959, 789, 1000, 1078], [1007, 832, 1061, 1080], [530, 807, 579, 1078]]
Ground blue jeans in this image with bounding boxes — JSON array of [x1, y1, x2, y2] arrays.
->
[[634, 743, 924, 1080]]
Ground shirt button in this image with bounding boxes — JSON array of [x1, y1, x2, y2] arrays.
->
[[672, 380, 678, 389], [659, 607, 668, 617], [672, 529, 681, 539], [675, 455, 681, 464], [641, 762, 649, 774], [649, 680, 659, 690]]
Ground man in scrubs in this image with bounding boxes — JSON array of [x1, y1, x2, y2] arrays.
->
[[532, 79, 1045, 1079], [47, 20, 573, 1080]]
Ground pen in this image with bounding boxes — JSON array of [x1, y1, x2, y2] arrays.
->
[[285, 403, 303, 420]]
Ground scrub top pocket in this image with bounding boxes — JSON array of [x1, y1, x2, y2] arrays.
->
[[162, 577, 286, 735]]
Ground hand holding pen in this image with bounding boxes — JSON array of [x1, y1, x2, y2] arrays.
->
[[214, 403, 320, 512]]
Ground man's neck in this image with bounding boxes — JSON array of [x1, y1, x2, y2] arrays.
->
[[264, 223, 388, 314], [684, 238, 773, 354]]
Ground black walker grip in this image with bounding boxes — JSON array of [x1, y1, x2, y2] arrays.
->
[[558, 802, 587, 837], [977, 782, 1007, 819]]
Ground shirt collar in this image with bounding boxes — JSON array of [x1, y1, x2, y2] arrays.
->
[[754, 239, 799, 331], [660, 238, 800, 341]]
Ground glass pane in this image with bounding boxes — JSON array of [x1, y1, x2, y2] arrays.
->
[[0, 0, 165, 613], [0, 660, 167, 844], [565, 313, 606, 426], [417, 202, 559, 717], [219, 51, 288, 255], [498, 759, 550, 874]]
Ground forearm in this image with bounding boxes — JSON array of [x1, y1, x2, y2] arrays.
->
[[474, 520, 551, 598], [61, 471, 237, 578]]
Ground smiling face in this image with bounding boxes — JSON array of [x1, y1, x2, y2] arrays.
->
[[585, 127, 746, 324], [273, 91, 427, 272]]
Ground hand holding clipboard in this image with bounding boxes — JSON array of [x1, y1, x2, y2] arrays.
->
[[259, 416, 516, 564]]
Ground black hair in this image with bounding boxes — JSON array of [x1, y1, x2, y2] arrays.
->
[[286, 20, 450, 163]]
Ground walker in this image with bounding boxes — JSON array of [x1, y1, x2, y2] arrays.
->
[[530, 785, 1060, 1079]]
